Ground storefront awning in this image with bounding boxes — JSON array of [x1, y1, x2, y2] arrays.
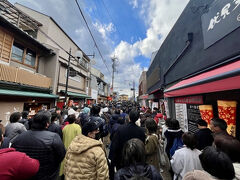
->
[[0, 89, 58, 98], [61, 90, 90, 98], [164, 60, 240, 97]]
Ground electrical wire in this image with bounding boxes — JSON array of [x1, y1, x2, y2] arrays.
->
[[74, 0, 111, 74], [100, 0, 123, 39]]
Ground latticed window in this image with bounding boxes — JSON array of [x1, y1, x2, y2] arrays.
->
[[0, 28, 14, 63]]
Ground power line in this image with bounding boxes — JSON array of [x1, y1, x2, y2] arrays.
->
[[74, 0, 111, 74], [100, 0, 123, 39]]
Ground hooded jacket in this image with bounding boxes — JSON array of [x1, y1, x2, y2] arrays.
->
[[114, 163, 162, 180], [0, 148, 39, 180], [164, 129, 184, 158], [64, 134, 109, 180], [145, 134, 160, 171], [12, 130, 66, 180]]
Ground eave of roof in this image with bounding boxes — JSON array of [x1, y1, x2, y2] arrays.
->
[[0, 15, 53, 54]]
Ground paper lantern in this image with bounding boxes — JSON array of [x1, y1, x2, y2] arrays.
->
[[199, 105, 214, 125], [217, 100, 237, 137]]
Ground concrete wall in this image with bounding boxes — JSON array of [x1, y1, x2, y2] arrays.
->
[[38, 45, 60, 94], [59, 65, 85, 92], [90, 74, 98, 92], [0, 102, 23, 126]]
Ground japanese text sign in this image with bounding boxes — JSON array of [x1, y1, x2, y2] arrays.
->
[[201, 0, 240, 49]]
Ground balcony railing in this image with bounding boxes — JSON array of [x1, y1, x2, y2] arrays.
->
[[0, 63, 51, 88]]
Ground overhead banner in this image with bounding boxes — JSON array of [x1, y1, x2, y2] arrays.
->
[[217, 100, 237, 136], [174, 96, 203, 104], [202, 0, 240, 48]]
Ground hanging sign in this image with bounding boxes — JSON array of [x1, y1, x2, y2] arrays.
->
[[217, 100, 237, 137], [202, 0, 240, 49], [174, 96, 203, 104], [187, 104, 202, 133], [199, 105, 214, 125]]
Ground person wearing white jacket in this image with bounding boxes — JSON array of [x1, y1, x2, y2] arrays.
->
[[170, 132, 202, 180]]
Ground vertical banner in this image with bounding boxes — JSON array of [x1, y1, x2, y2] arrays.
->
[[199, 105, 214, 125], [175, 103, 188, 132], [152, 102, 159, 111], [217, 100, 237, 137], [164, 100, 170, 118]]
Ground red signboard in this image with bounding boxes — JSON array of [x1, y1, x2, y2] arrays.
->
[[174, 96, 203, 104]]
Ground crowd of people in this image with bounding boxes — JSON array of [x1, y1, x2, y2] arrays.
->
[[0, 102, 240, 180]]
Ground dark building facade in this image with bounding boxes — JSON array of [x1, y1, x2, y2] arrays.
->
[[147, 0, 240, 139]]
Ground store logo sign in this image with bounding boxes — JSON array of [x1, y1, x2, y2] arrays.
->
[[202, 0, 240, 49]]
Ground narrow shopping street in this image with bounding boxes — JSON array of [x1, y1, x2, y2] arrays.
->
[[0, 0, 240, 180]]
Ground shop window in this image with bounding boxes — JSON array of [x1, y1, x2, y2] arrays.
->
[[11, 42, 24, 62], [11, 41, 37, 68], [25, 49, 36, 67]]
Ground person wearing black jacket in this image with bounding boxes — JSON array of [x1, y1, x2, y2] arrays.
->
[[48, 112, 63, 139], [195, 119, 214, 150], [109, 109, 146, 180], [89, 105, 108, 139], [115, 138, 162, 180], [12, 111, 66, 180]]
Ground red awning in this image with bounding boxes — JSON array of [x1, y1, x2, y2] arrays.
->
[[164, 60, 240, 97]]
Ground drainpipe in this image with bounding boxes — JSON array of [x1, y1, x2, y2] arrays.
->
[[163, 33, 193, 86]]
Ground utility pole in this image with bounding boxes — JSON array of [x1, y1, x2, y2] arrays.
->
[[65, 48, 71, 105], [130, 80, 135, 102], [111, 56, 117, 94], [133, 80, 135, 102]]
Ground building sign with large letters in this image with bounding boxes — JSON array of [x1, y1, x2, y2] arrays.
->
[[202, 0, 240, 49]]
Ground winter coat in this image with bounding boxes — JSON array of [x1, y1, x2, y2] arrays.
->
[[4, 122, 27, 141], [109, 113, 120, 134], [114, 163, 162, 180], [90, 115, 108, 138], [109, 122, 146, 170], [164, 129, 184, 158], [0, 148, 39, 180], [195, 128, 213, 150], [183, 170, 216, 180], [48, 123, 63, 139], [145, 134, 160, 172], [19, 118, 29, 129], [11, 130, 66, 180], [64, 134, 109, 180], [60, 123, 82, 176], [170, 147, 203, 180]]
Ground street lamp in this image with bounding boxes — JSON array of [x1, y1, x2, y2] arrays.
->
[[64, 48, 83, 105], [125, 80, 136, 102]]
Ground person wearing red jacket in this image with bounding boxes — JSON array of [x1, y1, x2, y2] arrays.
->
[[0, 128, 39, 180], [154, 113, 163, 125]]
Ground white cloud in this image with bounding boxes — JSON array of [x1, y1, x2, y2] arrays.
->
[[129, 0, 138, 9], [93, 22, 115, 39], [111, 0, 190, 95]]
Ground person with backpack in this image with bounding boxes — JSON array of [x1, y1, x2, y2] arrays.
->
[[164, 119, 184, 159], [170, 132, 202, 180]]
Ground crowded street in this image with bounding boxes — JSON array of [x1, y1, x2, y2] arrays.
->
[[0, 0, 240, 180]]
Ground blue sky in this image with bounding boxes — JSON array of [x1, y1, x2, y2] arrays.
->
[[9, 0, 189, 95]]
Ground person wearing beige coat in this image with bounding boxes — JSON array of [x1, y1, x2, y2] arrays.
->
[[64, 120, 109, 180]]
